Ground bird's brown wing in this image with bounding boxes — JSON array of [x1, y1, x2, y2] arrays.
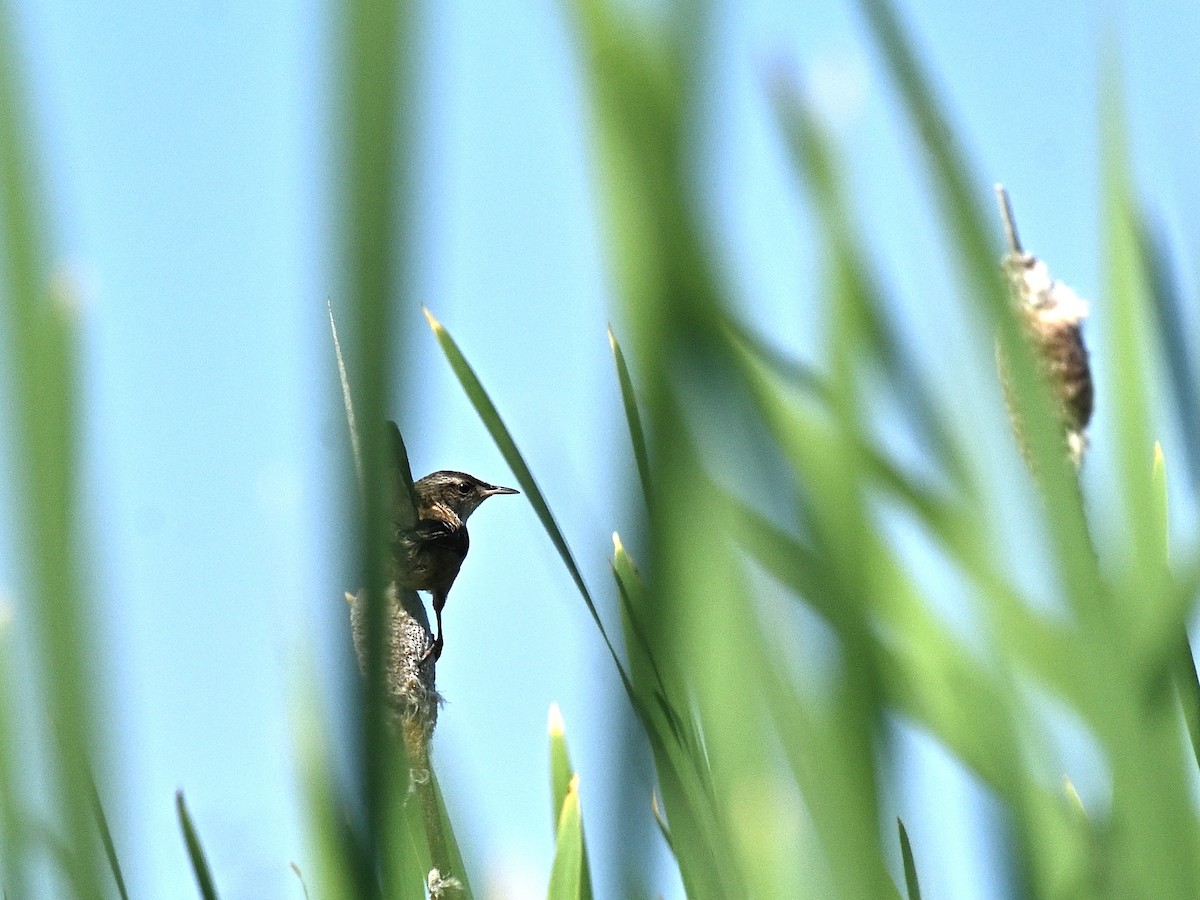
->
[[387, 420, 419, 530], [410, 516, 469, 555], [395, 515, 469, 591]]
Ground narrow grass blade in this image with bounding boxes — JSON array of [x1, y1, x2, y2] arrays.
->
[[176, 791, 220, 900], [650, 791, 673, 853], [329, 298, 364, 495], [387, 421, 421, 541], [897, 818, 923, 900], [610, 536, 690, 747], [1176, 631, 1200, 773], [607, 603, 729, 900], [290, 862, 312, 900], [88, 771, 129, 900], [547, 775, 585, 900], [549, 704, 572, 835], [425, 309, 628, 680], [608, 326, 652, 507], [396, 785, 444, 900]]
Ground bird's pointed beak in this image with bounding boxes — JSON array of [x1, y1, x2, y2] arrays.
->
[[487, 484, 520, 496]]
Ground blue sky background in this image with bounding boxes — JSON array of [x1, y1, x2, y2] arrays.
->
[[0, 1, 1198, 898]]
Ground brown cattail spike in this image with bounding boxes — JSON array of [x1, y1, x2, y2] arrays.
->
[[995, 185, 1094, 469]]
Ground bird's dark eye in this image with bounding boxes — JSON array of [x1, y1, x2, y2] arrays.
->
[[458, 482, 471, 495]]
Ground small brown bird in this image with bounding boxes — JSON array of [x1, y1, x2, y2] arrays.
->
[[393, 469, 519, 661]]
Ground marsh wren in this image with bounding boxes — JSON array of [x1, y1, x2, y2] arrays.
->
[[392, 469, 519, 661]]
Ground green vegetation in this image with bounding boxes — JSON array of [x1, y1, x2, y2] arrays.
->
[[2, 0, 1198, 897]]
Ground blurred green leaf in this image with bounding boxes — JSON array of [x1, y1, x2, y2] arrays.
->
[[0, 617, 27, 899], [610, 538, 732, 898], [1155, 447, 1200, 770], [176, 791, 220, 900], [611, 536, 693, 752], [858, 0, 1101, 642], [333, 0, 416, 888], [1094, 73, 1200, 898], [549, 704, 572, 836], [546, 706, 594, 900], [855, 0, 993, 275], [1140, 215, 1200, 491], [1102, 79, 1166, 635], [727, 324, 1095, 720], [769, 83, 971, 494], [295, 679, 371, 900], [555, 0, 1200, 897], [0, 3, 104, 892], [655, 418, 826, 896], [547, 775, 584, 900], [1152, 444, 1169, 574]]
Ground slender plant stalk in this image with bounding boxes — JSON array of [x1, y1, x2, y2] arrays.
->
[[89, 770, 129, 900], [329, 297, 364, 495], [176, 791, 220, 900]]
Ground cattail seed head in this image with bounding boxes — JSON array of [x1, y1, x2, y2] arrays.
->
[[1000, 250, 1094, 469], [993, 185, 1094, 471], [348, 583, 441, 747]]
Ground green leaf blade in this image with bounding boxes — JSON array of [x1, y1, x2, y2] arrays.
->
[[547, 776, 585, 900], [898, 818, 923, 900], [608, 326, 653, 507], [549, 704, 573, 837], [425, 309, 629, 681], [176, 791, 221, 900]]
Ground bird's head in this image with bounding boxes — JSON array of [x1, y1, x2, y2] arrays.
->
[[413, 470, 519, 521]]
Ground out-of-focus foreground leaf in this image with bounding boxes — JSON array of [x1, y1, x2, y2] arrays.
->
[[331, 0, 419, 893], [547, 775, 585, 900], [0, 3, 105, 895], [547, 705, 594, 900]]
